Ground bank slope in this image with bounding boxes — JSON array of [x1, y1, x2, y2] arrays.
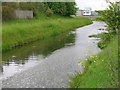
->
[[70, 36, 118, 88], [2, 16, 92, 52]]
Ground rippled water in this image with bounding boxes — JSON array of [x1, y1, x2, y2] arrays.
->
[[1, 21, 107, 88], [1, 31, 76, 80]]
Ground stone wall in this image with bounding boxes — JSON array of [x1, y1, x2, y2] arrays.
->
[[15, 10, 33, 19]]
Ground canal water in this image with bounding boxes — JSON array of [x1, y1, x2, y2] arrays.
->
[[1, 21, 106, 88]]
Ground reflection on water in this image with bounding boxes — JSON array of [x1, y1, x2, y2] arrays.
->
[[2, 21, 107, 88], [1, 31, 76, 79]]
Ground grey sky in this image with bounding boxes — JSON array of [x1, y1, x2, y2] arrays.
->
[[75, 0, 119, 11]]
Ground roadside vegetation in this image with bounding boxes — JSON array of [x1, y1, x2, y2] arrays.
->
[[70, 2, 119, 88]]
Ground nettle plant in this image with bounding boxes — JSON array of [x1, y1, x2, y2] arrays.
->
[[100, 2, 120, 34]]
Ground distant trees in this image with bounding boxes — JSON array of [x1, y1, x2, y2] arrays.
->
[[65, 2, 76, 16], [2, 1, 77, 20], [47, 2, 76, 16]]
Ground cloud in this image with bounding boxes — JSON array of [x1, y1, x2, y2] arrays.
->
[[75, 0, 117, 11]]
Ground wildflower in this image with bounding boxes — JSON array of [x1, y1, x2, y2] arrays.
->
[[89, 56, 93, 58]]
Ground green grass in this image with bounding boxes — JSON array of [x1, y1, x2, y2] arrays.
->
[[88, 32, 109, 38], [69, 35, 119, 88], [2, 15, 92, 52], [89, 32, 112, 49]]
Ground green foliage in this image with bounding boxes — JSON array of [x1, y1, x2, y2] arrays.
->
[[92, 16, 105, 21], [47, 2, 77, 16], [47, 2, 66, 16], [45, 7, 53, 16], [32, 2, 46, 13], [65, 2, 76, 16], [89, 32, 113, 49], [70, 36, 118, 88], [2, 6, 15, 20], [2, 2, 77, 19], [98, 2, 120, 34]]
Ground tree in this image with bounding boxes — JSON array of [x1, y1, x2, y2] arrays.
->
[[47, 2, 77, 16], [98, 2, 120, 34], [65, 2, 76, 16]]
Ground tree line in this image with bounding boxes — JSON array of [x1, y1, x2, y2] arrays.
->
[[1, 2, 77, 20]]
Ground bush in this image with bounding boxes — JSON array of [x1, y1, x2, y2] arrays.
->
[[92, 16, 104, 21], [98, 2, 120, 34], [45, 7, 53, 16], [89, 32, 112, 49], [2, 6, 15, 20]]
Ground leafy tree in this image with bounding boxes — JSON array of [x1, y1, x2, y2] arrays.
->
[[47, 2, 61, 15], [47, 2, 76, 16], [98, 2, 120, 34], [31, 2, 46, 13], [65, 2, 76, 16]]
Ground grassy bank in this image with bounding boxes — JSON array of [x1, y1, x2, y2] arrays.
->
[[2, 15, 92, 52], [69, 35, 118, 88]]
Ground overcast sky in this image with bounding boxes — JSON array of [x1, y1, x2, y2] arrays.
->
[[75, 0, 119, 11]]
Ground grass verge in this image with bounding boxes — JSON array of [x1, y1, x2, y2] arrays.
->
[[69, 35, 119, 88], [2, 15, 92, 52]]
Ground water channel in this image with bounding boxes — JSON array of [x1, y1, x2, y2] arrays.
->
[[1, 21, 106, 88]]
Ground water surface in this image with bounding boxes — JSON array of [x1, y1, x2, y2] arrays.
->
[[1, 21, 106, 88]]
